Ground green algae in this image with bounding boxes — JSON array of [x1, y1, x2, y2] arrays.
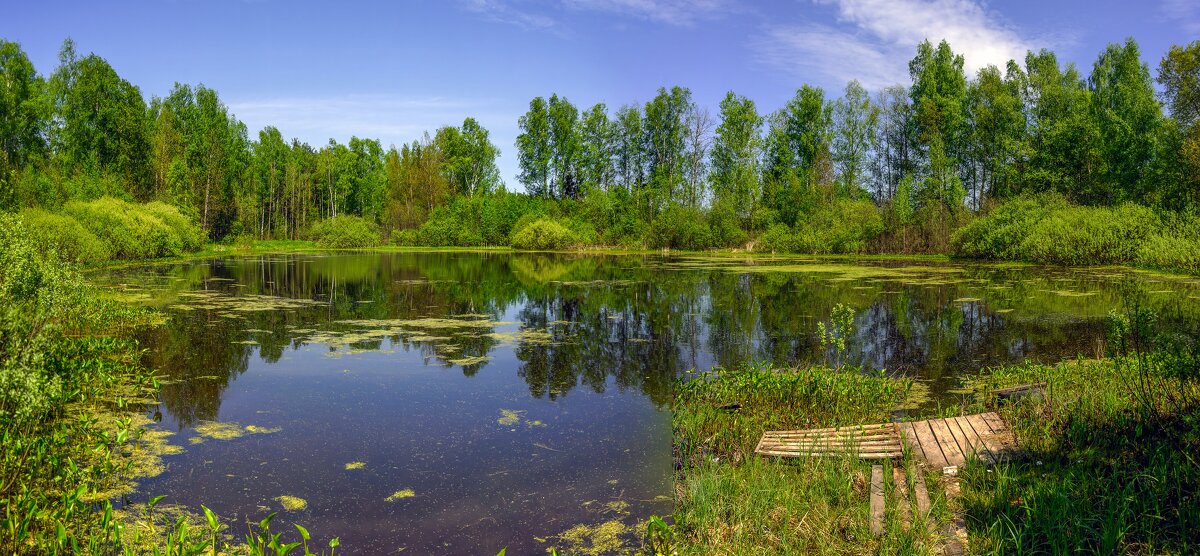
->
[[447, 355, 491, 366], [345, 461, 366, 470], [386, 489, 416, 502], [276, 495, 308, 511], [498, 409, 524, 426]]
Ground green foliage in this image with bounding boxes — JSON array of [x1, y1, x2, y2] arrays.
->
[[18, 208, 112, 266], [509, 218, 580, 251], [647, 205, 712, 250], [307, 215, 381, 249], [59, 196, 201, 261], [755, 199, 883, 254], [952, 194, 1200, 269]]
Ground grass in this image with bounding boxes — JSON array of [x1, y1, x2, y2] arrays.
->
[[671, 362, 953, 555], [951, 355, 1200, 554]]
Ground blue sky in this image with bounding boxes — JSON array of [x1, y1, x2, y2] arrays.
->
[[4, 0, 1197, 187]]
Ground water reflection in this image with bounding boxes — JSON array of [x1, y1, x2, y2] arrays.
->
[[92, 253, 1200, 552]]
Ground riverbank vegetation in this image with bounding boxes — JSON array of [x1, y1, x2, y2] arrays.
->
[[3, 37, 1200, 271], [670, 302, 1200, 554]]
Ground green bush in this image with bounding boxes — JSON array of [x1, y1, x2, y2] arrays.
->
[[647, 205, 713, 250], [1020, 204, 1159, 265], [754, 199, 884, 254], [307, 215, 381, 248], [18, 208, 112, 266], [509, 218, 580, 250], [142, 201, 204, 252], [953, 195, 1169, 266]]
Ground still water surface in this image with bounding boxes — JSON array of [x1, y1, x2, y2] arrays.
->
[[94, 253, 1200, 553]]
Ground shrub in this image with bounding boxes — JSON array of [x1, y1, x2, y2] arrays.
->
[[510, 218, 579, 250], [142, 201, 204, 252], [953, 195, 1166, 266], [755, 199, 884, 254], [648, 205, 713, 250], [18, 208, 111, 266], [307, 215, 381, 248], [62, 197, 182, 259]]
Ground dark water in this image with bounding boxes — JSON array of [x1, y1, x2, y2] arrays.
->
[[92, 253, 1200, 553]]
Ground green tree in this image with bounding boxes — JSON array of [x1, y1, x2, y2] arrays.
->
[[644, 86, 692, 217], [832, 80, 878, 196], [1089, 38, 1162, 203], [908, 40, 968, 209], [0, 40, 49, 171], [548, 94, 581, 199], [964, 63, 1026, 206], [612, 104, 645, 194], [578, 103, 613, 194], [436, 117, 500, 197], [1020, 49, 1105, 202], [710, 91, 762, 227], [1157, 40, 1200, 209], [56, 51, 152, 195], [517, 97, 551, 197]]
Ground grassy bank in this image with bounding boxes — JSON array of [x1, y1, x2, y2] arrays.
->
[[672, 363, 954, 554], [0, 214, 337, 554], [955, 349, 1200, 553]]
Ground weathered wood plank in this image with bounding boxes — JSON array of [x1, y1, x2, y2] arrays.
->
[[870, 464, 885, 537], [979, 412, 1019, 462], [893, 465, 911, 531], [765, 423, 894, 435], [962, 414, 998, 464], [928, 418, 967, 467], [909, 421, 949, 468], [899, 422, 928, 463], [944, 417, 980, 465], [756, 449, 903, 459], [912, 465, 931, 519]]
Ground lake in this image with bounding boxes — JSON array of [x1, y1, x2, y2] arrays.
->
[[93, 252, 1200, 553]]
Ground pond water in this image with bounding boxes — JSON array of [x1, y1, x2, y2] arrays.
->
[[93, 252, 1200, 553]]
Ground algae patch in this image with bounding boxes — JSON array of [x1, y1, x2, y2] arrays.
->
[[498, 409, 525, 426], [345, 461, 366, 470], [194, 421, 281, 441], [276, 495, 308, 511], [386, 489, 416, 502]]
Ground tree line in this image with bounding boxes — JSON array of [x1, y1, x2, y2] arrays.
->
[[1, 36, 1198, 251]]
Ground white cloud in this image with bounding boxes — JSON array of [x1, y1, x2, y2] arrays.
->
[[755, 0, 1039, 91], [461, 0, 562, 33], [562, 0, 734, 26], [1163, 0, 1200, 33], [753, 24, 906, 90]]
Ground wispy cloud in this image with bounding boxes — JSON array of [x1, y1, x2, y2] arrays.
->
[[1163, 0, 1200, 33], [754, 0, 1040, 91], [460, 0, 562, 33], [563, 0, 734, 26], [459, 0, 735, 31]]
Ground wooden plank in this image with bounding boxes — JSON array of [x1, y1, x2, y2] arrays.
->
[[899, 422, 928, 463], [756, 449, 903, 459], [928, 418, 967, 467], [944, 417, 980, 465], [759, 439, 902, 449], [962, 414, 999, 463], [763, 425, 897, 437], [909, 421, 949, 468], [870, 465, 885, 537], [912, 465, 931, 519], [763, 429, 898, 440], [979, 412, 1019, 462], [893, 465, 911, 531]]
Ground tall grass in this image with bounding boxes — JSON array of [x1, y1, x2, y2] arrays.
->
[[956, 307, 1200, 553]]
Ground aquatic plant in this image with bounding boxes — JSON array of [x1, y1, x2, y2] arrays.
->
[[385, 489, 415, 502]]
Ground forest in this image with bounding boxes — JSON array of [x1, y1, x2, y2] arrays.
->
[[1, 37, 1199, 271]]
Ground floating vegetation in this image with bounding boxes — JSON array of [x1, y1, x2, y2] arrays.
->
[[894, 382, 931, 411], [193, 421, 280, 441], [385, 489, 416, 502], [953, 297, 982, 302], [498, 409, 525, 426], [550, 520, 637, 556], [447, 355, 490, 366], [276, 495, 308, 511], [526, 419, 546, 428], [345, 461, 366, 470]]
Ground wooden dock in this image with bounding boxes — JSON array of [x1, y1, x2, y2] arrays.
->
[[754, 411, 1018, 468]]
